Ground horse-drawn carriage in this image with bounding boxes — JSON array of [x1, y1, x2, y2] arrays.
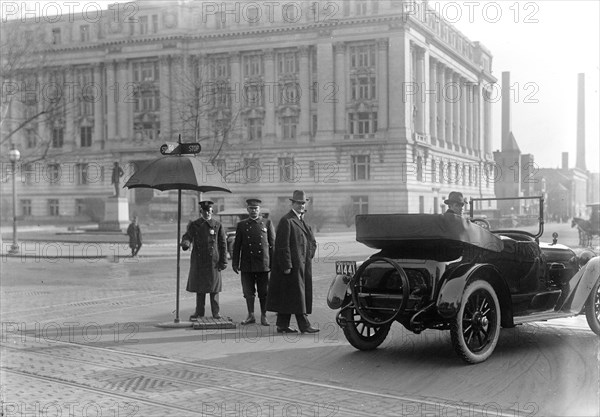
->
[[572, 203, 600, 247]]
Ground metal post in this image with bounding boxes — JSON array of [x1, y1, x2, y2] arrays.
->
[[175, 188, 182, 323], [8, 146, 20, 255]]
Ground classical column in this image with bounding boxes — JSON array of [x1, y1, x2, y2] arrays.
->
[[65, 66, 75, 150], [444, 68, 453, 148], [452, 73, 460, 150], [116, 59, 130, 140], [388, 31, 410, 139], [429, 58, 437, 144], [334, 42, 346, 135], [316, 41, 334, 139], [414, 46, 425, 135], [298, 46, 310, 142], [261, 50, 275, 141], [170, 55, 185, 136], [106, 61, 117, 140], [93, 64, 104, 149], [483, 86, 492, 155], [473, 82, 482, 156], [467, 83, 473, 154], [377, 38, 388, 132], [196, 54, 208, 139], [159, 56, 171, 140], [460, 77, 467, 152], [436, 63, 445, 147]]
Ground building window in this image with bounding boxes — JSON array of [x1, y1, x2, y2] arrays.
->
[[278, 51, 299, 74], [214, 159, 226, 176], [134, 90, 160, 112], [52, 127, 64, 148], [26, 129, 37, 148], [48, 199, 60, 216], [280, 82, 300, 105], [47, 164, 61, 184], [21, 199, 32, 216], [75, 199, 85, 215], [80, 127, 92, 147], [139, 15, 148, 34], [244, 158, 260, 182], [311, 115, 318, 138], [355, 0, 368, 15], [439, 162, 445, 184], [215, 12, 226, 29], [210, 56, 230, 78], [350, 76, 376, 100], [247, 118, 263, 141], [350, 45, 376, 68], [76, 163, 88, 185], [51, 28, 61, 44], [244, 84, 263, 107], [309, 161, 316, 178], [152, 14, 159, 33], [431, 160, 437, 183], [281, 116, 298, 140], [417, 156, 423, 182], [243, 54, 263, 76], [351, 155, 370, 181], [349, 112, 377, 135], [434, 196, 439, 214], [133, 61, 159, 82], [79, 25, 90, 42], [352, 196, 369, 214], [419, 196, 425, 213], [278, 157, 295, 182]]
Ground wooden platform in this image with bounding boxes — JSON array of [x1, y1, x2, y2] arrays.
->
[[192, 316, 236, 330]]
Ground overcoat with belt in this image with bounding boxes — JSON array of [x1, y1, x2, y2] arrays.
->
[[232, 217, 275, 273], [181, 217, 227, 293], [266, 210, 317, 314]]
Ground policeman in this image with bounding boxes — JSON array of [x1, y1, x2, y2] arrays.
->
[[232, 198, 275, 326], [181, 200, 228, 320]]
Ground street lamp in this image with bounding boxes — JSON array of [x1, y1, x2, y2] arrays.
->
[[8, 145, 20, 255]]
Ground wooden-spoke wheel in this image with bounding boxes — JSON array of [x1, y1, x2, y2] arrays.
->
[[586, 279, 600, 336], [451, 280, 501, 364], [341, 306, 391, 351]]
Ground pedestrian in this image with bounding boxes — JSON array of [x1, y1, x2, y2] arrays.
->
[[444, 191, 467, 216], [232, 198, 275, 326], [126, 216, 142, 257], [180, 200, 228, 320], [111, 161, 124, 197], [266, 190, 319, 334]]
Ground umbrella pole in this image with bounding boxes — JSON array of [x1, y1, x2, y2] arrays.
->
[[175, 189, 182, 323]]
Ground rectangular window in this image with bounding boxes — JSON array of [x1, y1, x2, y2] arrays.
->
[[247, 118, 263, 141], [419, 196, 425, 213], [52, 28, 61, 44], [76, 163, 88, 185], [279, 82, 300, 105], [350, 45, 376, 68], [244, 84, 263, 107], [311, 114, 318, 138], [278, 157, 294, 182], [152, 14, 159, 33], [281, 116, 298, 140], [243, 54, 263, 76], [48, 199, 60, 216], [21, 199, 32, 216], [80, 25, 90, 42], [355, 1, 368, 15], [244, 158, 260, 182], [52, 128, 64, 148], [351, 155, 370, 181], [351, 76, 377, 100], [139, 16, 148, 34], [75, 199, 85, 215], [349, 112, 378, 136], [80, 127, 92, 147], [352, 196, 369, 214], [308, 161, 316, 178], [26, 129, 37, 148], [278, 51, 299, 74], [133, 61, 159, 83]]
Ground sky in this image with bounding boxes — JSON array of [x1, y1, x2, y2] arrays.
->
[[2, 0, 599, 172], [435, 0, 600, 172]]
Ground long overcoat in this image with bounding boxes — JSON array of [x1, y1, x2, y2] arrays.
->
[[266, 210, 317, 314], [232, 217, 275, 273], [126, 223, 142, 249], [181, 217, 227, 293]]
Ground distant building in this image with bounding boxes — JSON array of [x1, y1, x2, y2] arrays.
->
[[0, 0, 497, 225]]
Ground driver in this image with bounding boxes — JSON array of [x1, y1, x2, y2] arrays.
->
[[444, 191, 467, 216]]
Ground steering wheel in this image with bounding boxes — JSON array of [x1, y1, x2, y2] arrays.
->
[[471, 218, 491, 229]]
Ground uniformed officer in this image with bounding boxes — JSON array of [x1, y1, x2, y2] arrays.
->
[[232, 198, 275, 326], [181, 200, 228, 320]]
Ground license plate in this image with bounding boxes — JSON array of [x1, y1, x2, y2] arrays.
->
[[336, 261, 357, 276]]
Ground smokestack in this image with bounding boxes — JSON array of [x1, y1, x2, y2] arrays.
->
[[576, 73, 586, 170], [501, 72, 511, 150], [562, 152, 569, 170]]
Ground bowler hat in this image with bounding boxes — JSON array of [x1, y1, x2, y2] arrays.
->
[[199, 200, 214, 210], [289, 190, 309, 203], [444, 192, 467, 206], [246, 198, 262, 206]]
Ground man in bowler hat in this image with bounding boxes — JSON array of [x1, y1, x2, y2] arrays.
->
[[232, 198, 275, 326], [445, 191, 467, 216], [181, 200, 228, 320], [266, 190, 319, 333]]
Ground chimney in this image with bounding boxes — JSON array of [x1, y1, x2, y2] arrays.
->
[[576, 73, 586, 170], [562, 152, 569, 170], [501, 71, 511, 150]]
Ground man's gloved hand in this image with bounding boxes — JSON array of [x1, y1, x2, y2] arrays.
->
[[180, 239, 190, 251]]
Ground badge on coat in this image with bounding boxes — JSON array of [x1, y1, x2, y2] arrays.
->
[[262, 227, 267, 232], [209, 229, 215, 235]]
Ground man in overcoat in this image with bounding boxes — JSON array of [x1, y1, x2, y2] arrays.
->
[[445, 191, 467, 216], [181, 200, 227, 320], [232, 198, 275, 326], [126, 216, 142, 257], [266, 190, 319, 333]]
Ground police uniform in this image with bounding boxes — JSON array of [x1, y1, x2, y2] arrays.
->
[[181, 200, 227, 320], [232, 198, 275, 325]]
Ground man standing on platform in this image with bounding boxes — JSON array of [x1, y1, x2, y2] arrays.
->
[[267, 190, 319, 334], [181, 200, 227, 320], [111, 162, 124, 197], [232, 198, 275, 326]]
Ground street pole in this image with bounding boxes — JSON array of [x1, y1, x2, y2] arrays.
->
[[8, 145, 20, 255]]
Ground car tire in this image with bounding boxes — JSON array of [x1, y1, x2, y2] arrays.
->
[[450, 280, 501, 364], [585, 279, 600, 336], [341, 306, 391, 351]]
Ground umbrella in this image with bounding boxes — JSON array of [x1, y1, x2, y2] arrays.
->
[[124, 152, 231, 325]]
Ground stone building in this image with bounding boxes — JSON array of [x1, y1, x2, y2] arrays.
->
[[0, 0, 497, 225]]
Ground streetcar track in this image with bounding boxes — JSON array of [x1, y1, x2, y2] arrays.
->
[[2, 339, 525, 417]]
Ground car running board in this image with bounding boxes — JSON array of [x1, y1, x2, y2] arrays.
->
[[513, 311, 576, 325]]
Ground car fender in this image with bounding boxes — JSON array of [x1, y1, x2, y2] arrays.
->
[[327, 274, 351, 309], [561, 256, 600, 314], [436, 264, 505, 319]]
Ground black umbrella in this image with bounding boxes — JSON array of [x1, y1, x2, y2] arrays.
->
[[124, 147, 231, 324]]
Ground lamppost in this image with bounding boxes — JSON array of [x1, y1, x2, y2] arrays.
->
[[8, 145, 20, 255]]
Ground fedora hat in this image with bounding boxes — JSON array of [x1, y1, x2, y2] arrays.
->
[[289, 190, 309, 203], [444, 192, 467, 206]]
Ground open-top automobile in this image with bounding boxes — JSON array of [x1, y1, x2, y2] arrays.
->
[[327, 196, 600, 363]]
